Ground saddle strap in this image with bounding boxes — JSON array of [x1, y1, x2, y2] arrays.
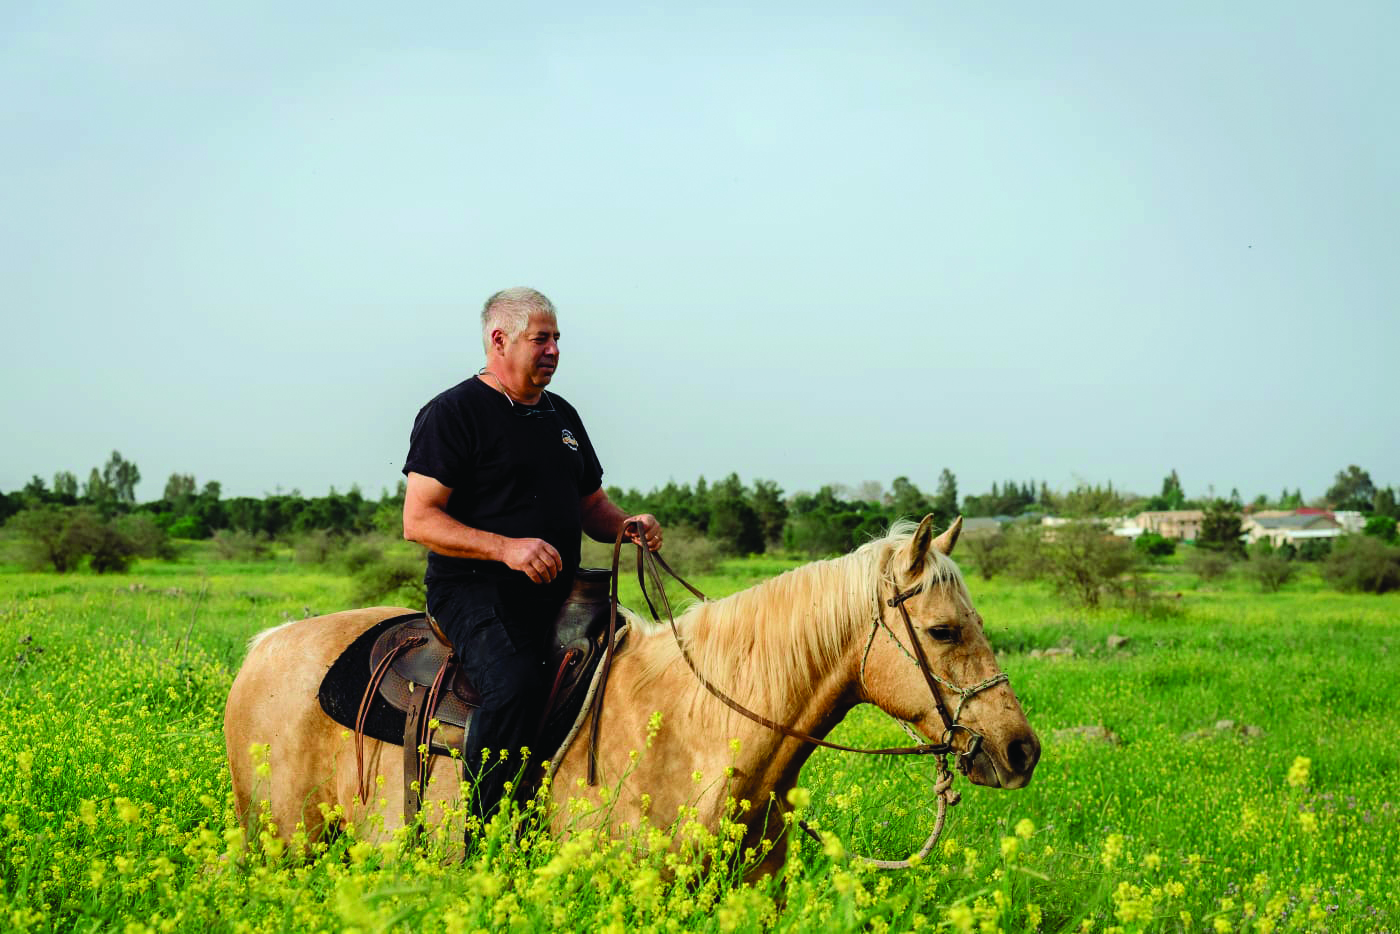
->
[[401, 689, 426, 825], [356, 637, 423, 804], [538, 648, 581, 734], [402, 655, 452, 827]]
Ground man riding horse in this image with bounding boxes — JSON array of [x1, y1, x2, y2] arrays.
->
[[401, 287, 661, 827]]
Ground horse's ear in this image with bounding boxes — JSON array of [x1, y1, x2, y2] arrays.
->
[[932, 516, 963, 556], [902, 514, 937, 575]]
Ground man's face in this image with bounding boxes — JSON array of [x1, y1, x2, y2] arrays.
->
[[499, 311, 560, 390]]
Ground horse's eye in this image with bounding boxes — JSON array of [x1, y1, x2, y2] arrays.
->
[[927, 626, 959, 643]]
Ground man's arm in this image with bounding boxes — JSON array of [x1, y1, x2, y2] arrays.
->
[[402, 471, 564, 583], [579, 487, 663, 551]]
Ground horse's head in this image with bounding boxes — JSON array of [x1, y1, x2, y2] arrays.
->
[[860, 515, 1040, 789]]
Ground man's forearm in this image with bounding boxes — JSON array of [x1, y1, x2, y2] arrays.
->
[[580, 495, 630, 543], [403, 506, 510, 562]]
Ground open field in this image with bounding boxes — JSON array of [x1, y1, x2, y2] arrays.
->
[[1, 547, 1396, 932]]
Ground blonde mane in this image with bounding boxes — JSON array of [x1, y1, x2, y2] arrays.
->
[[627, 519, 967, 720]]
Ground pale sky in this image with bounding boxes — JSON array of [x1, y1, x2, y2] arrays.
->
[[3, 1, 1396, 504]]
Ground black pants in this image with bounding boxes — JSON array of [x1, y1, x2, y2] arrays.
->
[[427, 575, 552, 825]]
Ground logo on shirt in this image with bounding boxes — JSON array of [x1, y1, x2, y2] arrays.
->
[[561, 429, 579, 452]]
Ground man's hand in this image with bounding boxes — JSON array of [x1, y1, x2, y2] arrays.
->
[[500, 537, 564, 583], [626, 514, 663, 552]]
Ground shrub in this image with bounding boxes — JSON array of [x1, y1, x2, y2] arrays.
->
[[1003, 523, 1051, 581], [5, 506, 144, 573], [1243, 541, 1297, 593], [7, 506, 90, 572], [167, 515, 208, 539], [293, 529, 341, 565], [212, 529, 270, 561], [1039, 521, 1140, 609], [962, 529, 1012, 580], [88, 521, 139, 574], [1364, 515, 1398, 544], [1134, 532, 1176, 558], [1321, 535, 1400, 594], [1186, 547, 1234, 582], [113, 514, 175, 560], [1296, 538, 1333, 562], [340, 536, 387, 575], [352, 550, 426, 607]]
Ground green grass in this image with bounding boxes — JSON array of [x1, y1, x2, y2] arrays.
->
[[0, 553, 1396, 932]]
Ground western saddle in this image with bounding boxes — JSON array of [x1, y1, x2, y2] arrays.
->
[[353, 568, 617, 824]]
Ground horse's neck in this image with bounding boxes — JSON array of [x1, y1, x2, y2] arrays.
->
[[660, 552, 870, 728]]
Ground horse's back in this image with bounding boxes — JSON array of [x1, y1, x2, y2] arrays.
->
[[224, 606, 417, 826]]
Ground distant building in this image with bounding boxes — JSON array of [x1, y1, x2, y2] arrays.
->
[[1242, 513, 1342, 547], [1333, 511, 1366, 533], [962, 517, 1011, 536], [1134, 510, 1205, 541]]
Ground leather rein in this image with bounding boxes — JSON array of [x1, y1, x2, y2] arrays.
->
[[588, 524, 1010, 782]]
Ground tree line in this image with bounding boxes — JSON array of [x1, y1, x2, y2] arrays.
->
[[2, 453, 1397, 577]]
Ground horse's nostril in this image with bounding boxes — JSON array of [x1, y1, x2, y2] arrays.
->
[[1007, 736, 1041, 775]]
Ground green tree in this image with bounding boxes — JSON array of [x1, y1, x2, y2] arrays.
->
[[784, 486, 887, 556], [887, 476, 931, 521], [1058, 482, 1131, 518], [21, 475, 49, 505], [1145, 470, 1187, 511], [164, 473, 197, 504], [52, 471, 79, 502], [100, 450, 141, 506], [1197, 499, 1245, 556], [1326, 465, 1376, 511], [1373, 487, 1398, 519], [707, 473, 763, 555], [750, 479, 787, 550], [83, 468, 113, 506], [931, 469, 958, 528]]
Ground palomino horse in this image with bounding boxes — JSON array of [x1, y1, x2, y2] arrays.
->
[[225, 516, 1039, 876]]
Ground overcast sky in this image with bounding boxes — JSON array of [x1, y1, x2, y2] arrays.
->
[[3, 1, 1396, 505]]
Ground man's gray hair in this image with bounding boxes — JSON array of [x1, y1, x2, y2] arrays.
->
[[481, 287, 556, 354]]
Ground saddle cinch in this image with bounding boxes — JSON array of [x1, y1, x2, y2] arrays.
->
[[321, 568, 620, 824]]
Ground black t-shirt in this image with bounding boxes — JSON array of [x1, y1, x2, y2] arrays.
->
[[402, 376, 604, 614]]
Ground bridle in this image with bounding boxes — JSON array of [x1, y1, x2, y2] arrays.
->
[[868, 582, 1010, 773], [588, 524, 1014, 868]]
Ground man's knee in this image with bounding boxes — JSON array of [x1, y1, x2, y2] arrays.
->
[[470, 653, 546, 712]]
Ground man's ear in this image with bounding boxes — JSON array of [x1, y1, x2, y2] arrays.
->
[[931, 516, 963, 556]]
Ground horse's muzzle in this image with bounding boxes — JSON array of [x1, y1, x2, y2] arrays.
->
[[964, 731, 1040, 789]]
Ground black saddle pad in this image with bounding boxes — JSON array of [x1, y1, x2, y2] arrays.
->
[[318, 612, 423, 747]]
